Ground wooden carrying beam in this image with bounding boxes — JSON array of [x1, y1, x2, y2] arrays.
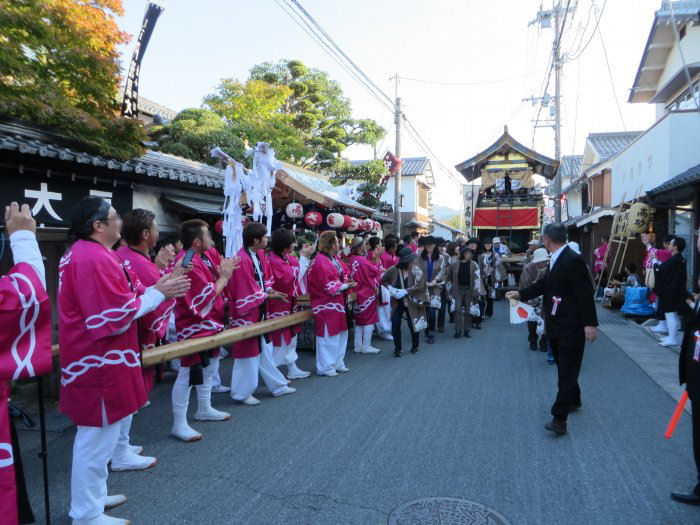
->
[[49, 294, 354, 363], [51, 310, 313, 365]]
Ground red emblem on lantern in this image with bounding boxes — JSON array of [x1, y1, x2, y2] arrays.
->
[[304, 211, 322, 227], [342, 215, 352, 229], [286, 203, 304, 218]]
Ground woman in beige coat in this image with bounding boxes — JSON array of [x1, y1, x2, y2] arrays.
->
[[415, 235, 448, 344], [446, 246, 481, 338], [382, 247, 429, 357]]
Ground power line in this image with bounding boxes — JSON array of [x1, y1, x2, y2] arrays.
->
[[278, 0, 465, 186], [397, 69, 545, 87], [275, 0, 394, 114], [595, 10, 626, 130], [565, 0, 607, 61], [286, 0, 395, 107]]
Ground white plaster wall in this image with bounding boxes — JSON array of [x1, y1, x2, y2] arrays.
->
[[566, 188, 583, 218], [381, 176, 417, 213], [657, 27, 700, 90], [611, 111, 700, 205], [132, 185, 181, 233]]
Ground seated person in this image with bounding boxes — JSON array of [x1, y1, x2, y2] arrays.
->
[[624, 262, 641, 287]]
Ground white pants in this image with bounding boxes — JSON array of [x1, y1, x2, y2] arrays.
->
[[231, 340, 288, 399], [665, 311, 681, 342], [70, 404, 127, 520], [211, 351, 224, 389], [110, 414, 133, 460], [171, 360, 217, 416], [273, 336, 299, 367], [375, 287, 392, 335], [316, 327, 348, 375]]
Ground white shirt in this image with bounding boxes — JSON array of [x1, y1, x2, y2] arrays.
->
[[9, 230, 46, 288], [548, 244, 568, 270]]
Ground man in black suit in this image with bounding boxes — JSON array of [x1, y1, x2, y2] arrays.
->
[[507, 223, 598, 435], [671, 231, 700, 505]]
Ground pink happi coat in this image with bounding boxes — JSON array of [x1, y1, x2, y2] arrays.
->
[[349, 254, 381, 325], [226, 247, 273, 358], [593, 242, 610, 274], [58, 240, 147, 427], [173, 250, 224, 367], [0, 263, 52, 523], [308, 253, 348, 337], [380, 250, 399, 270], [116, 246, 175, 393], [267, 252, 303, 347]]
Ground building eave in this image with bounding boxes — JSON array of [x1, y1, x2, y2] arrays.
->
[[455, 126, 559, 181]]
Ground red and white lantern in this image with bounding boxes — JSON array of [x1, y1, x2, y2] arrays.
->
[[348, 217, 359, 232], [372, 220, 381, 232], [304, 211, 322, 227], [342, 215, 352, 229], [326, 212, 344, 228], [285, 202, 304, 219]]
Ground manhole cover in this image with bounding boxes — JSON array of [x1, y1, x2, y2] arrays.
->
[[388, 497, 511, 525]]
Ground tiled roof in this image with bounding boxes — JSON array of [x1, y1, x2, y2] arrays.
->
[[351, 156, 431, 176], [560, 155, 583, 180], [587, 131, 643, 162], [0, 119, 226, 189], [647, 162, 700, 195], [430, 217, 463, 234], [138, 96, 178, 121], [657, 1, 700, 18]]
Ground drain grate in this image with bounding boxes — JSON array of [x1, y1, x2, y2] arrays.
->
[[388, 497, 511, 525]]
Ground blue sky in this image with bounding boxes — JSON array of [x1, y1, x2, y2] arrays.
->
[[116, 0, 660, 209]]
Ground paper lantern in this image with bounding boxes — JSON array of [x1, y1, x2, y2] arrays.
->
[[285, 202, 304, 219], [214, 220, 224, 235], [626, 203, 654, 234], [363, 218, 373, 231], [613, 211, 629, 239], [327, 213, 345, 228], [342, 215, 352, 229], [348, 217, 359, 232], [304, 211, 322, 227], [372, 220, 381, 232]]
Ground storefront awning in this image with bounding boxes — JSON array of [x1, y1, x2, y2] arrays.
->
[[276, 162, 377, 215], [161, 195, 223, 216], [473, 207, 539, 229], [575, 207, 616, 228]]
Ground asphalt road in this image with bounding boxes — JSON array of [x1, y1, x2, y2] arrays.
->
[[19, 301, 700, 524]]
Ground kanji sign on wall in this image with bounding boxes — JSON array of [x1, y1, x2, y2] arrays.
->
[[4, 172, 132, 228]]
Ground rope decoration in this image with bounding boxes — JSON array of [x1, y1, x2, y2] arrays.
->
[[8, 271, 41, 380], [312, 303, 345, 315], [176, 320, 223, 341], [60, 349, 141, 386], [85, 297, 138, 330]]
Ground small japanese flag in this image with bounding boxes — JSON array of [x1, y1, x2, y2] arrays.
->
[[509, 301, 535, 324]]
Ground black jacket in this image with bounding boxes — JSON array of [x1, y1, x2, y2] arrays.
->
[[654, 252, 689, 314], [520, 245, 598, 341], [680, 300, 700, 401]]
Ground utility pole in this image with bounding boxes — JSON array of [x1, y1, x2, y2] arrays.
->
[[553, 0, 563, 223], [392, 74, 403, 238], [527, 1, 574, 224]]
